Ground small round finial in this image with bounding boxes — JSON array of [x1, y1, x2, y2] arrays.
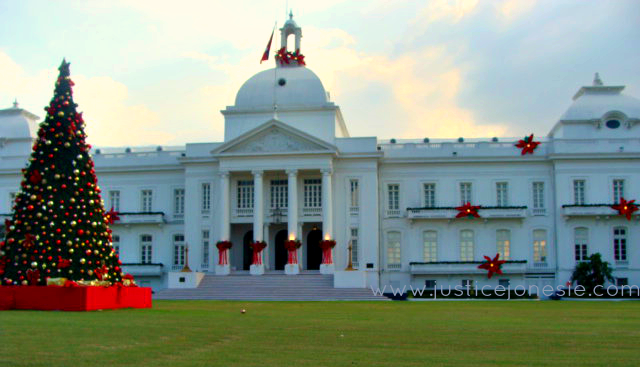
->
[[289, 9, 293, 19], [12, 98, 19, 108], [593, 72, 603, 86]]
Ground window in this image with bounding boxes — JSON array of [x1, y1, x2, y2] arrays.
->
[[614, 227, 627, 262], [173, 234, 185, 270], [496, 229, 510, 260], [303, 179, 322, 208], [532, 182, 544, 209], [423, 230, 437, 262], [496, 182, 508, 207], [574, 227, 588, 261], [462, 279, 473, 288], [174, 188, 185, 217], [499, 279, 510, 287], [616, 277, 628, 287], [573, 180, 585, 205], [237, 180, 254, 209], [202, 183, 211, 213], [425, 280, 436, 289], [202, 230, 210, 269], [350, 179, 359, 208], [140, 235, 153, 264], [423, 183, 436, 208], [270, 180, 288, 209], [460, 230, 474, 261], [108, 190, 120, 211], [613, 179, 625, 203], [350, 228, 359, 268], [141, 190, 153, 212], [533, 229, 548, 263], [387, 184, 399, 210], [386, 231, 401, 268], [460, 182, 472, 205], [112, 235, 120, 257]]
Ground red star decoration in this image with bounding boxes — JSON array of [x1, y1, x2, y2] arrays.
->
[[478, 253, 507, 279], [106, 208, 120, 224], [22, 233, 36, 249], [455, 202, 481, 218], [611, 197, 638, 221], [29, 170, 43, 185], [515, 134, 540, 155]]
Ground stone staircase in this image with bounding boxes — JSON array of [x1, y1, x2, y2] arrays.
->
[[154, 273, 386, 301]]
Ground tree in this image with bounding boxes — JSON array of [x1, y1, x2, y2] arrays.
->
[[0, 60, 123, 286], [570, 253, 614, 291]]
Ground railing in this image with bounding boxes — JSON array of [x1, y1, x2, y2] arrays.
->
[[387, 263, 402, 271], [121, 263, 164, 276], [349, 206, 360, 216], [302, 207, 322, 216], [171, 264, 183, 271], [409, 260, 527, 275], [173, 213, 184, 220], [561, 204, 620, 218], [234, 208, 254, 217], [386, 209, 402, 218], [531, 208, 547, 216], [532, 262, 548, 269], [406, 206, 527, 220], [615, 260, 629, 267], [201, 263, 210, 271], [116, 212, 165, 225]]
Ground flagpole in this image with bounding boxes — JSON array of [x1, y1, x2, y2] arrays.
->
[[273, 21, 278, 120]]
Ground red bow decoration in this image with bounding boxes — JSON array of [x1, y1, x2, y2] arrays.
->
[[455, 202, 481, 219], [106, 208, 120, 224], [478, 253, 507, 279], [611, 197, 639, 221], [57, 256, 71, 269], [319, 240, 336, 265], [22, 233, 36, 249], [216, 241, 232, 265], [515, 134, 540, 155], [29, 169, 43, 185], [94, 265, 108, 280], [284, 240, 302, 265], [27, 269, 41, 286], [250, 241, 267, 265]]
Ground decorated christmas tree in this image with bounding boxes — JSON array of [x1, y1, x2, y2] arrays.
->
[[0, 60, 123, 286]]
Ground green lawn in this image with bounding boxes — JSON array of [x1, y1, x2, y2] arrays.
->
[[1, 300, 639, 366]]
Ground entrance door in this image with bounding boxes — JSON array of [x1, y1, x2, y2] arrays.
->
[[306, 229, 323, 270], [275, 230, 288, 270], [243, 230, 253, 270]]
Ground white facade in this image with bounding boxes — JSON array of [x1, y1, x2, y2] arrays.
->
[[1, 21, 639, 293]]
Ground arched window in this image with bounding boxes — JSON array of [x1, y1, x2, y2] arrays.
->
[[460, 230, 474, 261], [386, 231, 401, 269], [574, 227, 588, 261], [496, 229, 510, 260], [423, 230, 437, 262]]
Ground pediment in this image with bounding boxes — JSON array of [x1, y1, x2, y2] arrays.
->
[[214, 120, 336, 156]]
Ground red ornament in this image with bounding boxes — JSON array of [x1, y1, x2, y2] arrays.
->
[[57, 256, 71, 269], [29, 170, 43, 185], [478, 253, 507, 279], [455, 202, 481, 219], [611, 197, 639, 221], [0, 256, 9, 276], [106, 208, 120, 224], [515, 134, 540, 155]]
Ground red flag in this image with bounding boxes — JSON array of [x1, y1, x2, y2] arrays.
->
[[260, 26, 275, 64]]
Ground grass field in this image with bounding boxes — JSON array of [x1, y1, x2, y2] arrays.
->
[[1, 300, 639, 366]]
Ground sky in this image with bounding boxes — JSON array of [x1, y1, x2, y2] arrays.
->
[[1, 0, 639, 147]]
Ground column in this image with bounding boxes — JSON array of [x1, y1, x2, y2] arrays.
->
[[285, 169, 300, 275], [216, 170, 230, 275], [320, 168, 334, 274], [250, 170, 265, 275]]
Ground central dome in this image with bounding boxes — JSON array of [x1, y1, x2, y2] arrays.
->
[[234, 67, 328, 109]]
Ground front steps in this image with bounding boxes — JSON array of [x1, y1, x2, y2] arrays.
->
[[154, 273, 385, 301]]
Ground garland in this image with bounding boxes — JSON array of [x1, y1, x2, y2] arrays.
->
[[319, 240, 336, 265], [216, 241, 233, 265], [249, 241, 267, 265], [284, 240, 302, 264]]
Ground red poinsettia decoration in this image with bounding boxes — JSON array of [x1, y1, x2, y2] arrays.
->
[[57, 256, 71, 269], [21, 233, 36, 249], [478, 253, 507, 279], [284, 240, 302, 264], [319, 240, 336, 265], [94, 265, 109, 280], [106, 208, 120, 224], [29, 169, 43, 185], [515, 134, 540, 155], [276, 47, 291, 65], [611, 197, 638, 221], [250, 241, 267, 265], [216, 241, 233, 265], [455, 202, 481, 219]]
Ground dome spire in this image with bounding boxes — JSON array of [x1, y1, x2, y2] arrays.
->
[[276, 11, 305, 67], [12, 98, 19, 109], [593, 72, 603, 86]]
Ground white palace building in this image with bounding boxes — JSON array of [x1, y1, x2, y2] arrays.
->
[[1, 17, 639, 294]]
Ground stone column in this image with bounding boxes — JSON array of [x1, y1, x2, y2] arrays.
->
[[216, 170, 231, 275], [320, 168, 334, 274], [285, 169, 300, 275], [250, 170, 265, 275]]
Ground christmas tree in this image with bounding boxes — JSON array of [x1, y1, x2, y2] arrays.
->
[[0, 60, 123, 286]]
